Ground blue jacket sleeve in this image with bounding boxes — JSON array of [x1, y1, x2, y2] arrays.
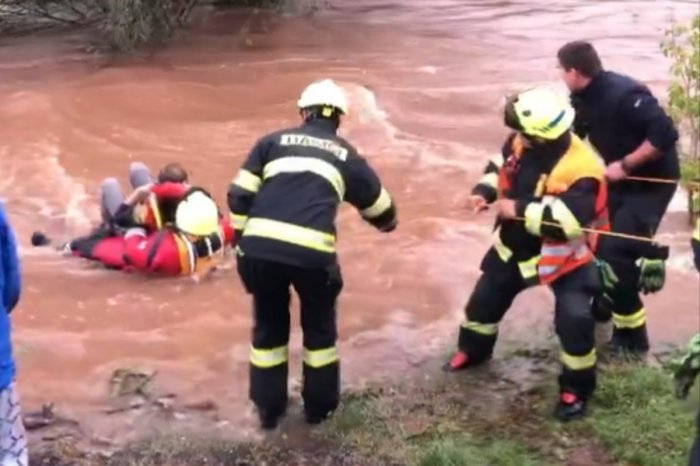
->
[[0, 204, 21, 313]]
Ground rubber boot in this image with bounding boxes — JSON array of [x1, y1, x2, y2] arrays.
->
[[554, 391, 587, 422]]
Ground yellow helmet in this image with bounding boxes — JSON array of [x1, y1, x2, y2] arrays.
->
[[504, 87, 574, 140], [175, 189, 220, 237]]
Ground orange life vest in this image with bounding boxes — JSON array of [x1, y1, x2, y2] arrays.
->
[[497, 134, 610, 285]]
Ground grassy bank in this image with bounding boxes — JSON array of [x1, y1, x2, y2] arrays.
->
[[32, 355, 697, 466], [321, 361, 695, 466]]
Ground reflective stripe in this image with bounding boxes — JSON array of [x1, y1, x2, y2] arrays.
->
[[612, 308, 646, 329], [263, 156, 346, 200], [538, 241, 590, 277], [524, 202, 545, 236], [561, 349, 596, 370], [250, 345, 288, 368], [461, 321, 498, 336], [493, 229, 513, 262], [362, 187, 393, 219], [518, 256, 539, 280], [173, 233, 196, 275], [230, 213, 248, 230], [233, 169, 262, 193], [148, 194, 163, 229], [478, 172, 499, 189], [243, 218, 336, 253], [694, 219, 700, 241], [304, 346, 339, 368], [549, 197, 582, 239]]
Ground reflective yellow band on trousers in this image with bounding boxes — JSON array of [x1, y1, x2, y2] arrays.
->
[[478, 172, 499, 189], [612, 308, 646, 329], [561, 349, 596, 370], [250, 345, 288, 368], [263, 156, 346, 201], [230, 213, 248, 230], [461, 321, 498, 336], [243, 218, 336, 253], [362, 187, 393, 219], [233, 169, 263, 193], [304, 346, 339, 368]]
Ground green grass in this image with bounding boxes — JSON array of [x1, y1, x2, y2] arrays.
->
[[415, 437, 547, 466], [583, 363, 696, 466], [680, 158, 700, 186]]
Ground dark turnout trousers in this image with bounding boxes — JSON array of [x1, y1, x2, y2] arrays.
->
[[237, 254, 343, 425], [597, 184, 675, 352]]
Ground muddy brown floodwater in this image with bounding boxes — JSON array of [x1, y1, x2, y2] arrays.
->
[[0, 0, 698, 444]]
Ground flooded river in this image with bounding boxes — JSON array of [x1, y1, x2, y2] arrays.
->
[[0, 0, 698, 442]]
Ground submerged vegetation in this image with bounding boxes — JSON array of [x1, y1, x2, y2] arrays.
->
[[0, 0, 326, 51]]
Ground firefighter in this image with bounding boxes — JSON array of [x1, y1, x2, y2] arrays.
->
[[557, 41, 680, 355], [675, 218, 700, 466], [32, 188, 233, 278], [444, 87, 611, 421], [228, 78, 397, 429]]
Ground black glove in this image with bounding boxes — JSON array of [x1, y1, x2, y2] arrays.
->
[[637, 243, 669, 295]]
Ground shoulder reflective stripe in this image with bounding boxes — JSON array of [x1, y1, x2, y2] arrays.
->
[[461, 321, 498, 336], [148, 195, 163, 229], [493, 228, 513, 262], [560, 349, 596, 370], [303, 346, 338, 368], [233, 169, 262, 193], [230, 213, 248, 230], [549, 198, 582, 239], [362, 187, 393, 219], [263, 156, 346, 201], [250, 345, 288, 368], [478, 173, 499, 189], [524, 202, 545, 236], [243, 218, 336, 253], [518, 256, 539, 280], [612, 308, 646, 329]]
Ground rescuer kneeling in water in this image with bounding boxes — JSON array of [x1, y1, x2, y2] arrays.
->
[[33, 184, 233, 277], [444, 87, 612, 421]]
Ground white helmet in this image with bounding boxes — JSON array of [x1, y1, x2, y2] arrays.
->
[[297, 79, 349, 115], [175, 189, 220, 237]]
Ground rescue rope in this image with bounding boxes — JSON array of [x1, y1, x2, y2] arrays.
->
[[624, 175, 700, 187], [625, 175, 680, 185], [511, 216, 657, 243]]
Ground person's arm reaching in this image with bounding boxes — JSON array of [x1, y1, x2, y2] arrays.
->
[[343, 150, 397, 232], [227, 137, 268, 242], [0, 204, 21, 314]]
